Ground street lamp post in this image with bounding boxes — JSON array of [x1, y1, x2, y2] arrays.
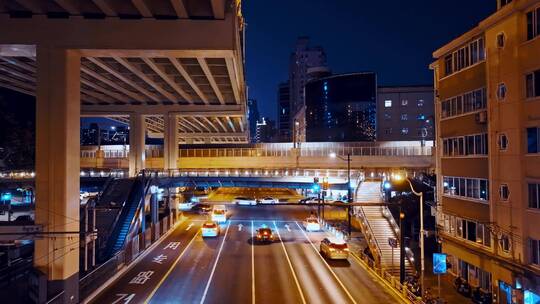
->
[[405, 178, 425, 298], [385, 176, 425, 295], [399, 205, 406, 284]]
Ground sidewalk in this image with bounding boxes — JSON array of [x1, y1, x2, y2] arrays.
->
[[423, 259, 473, 304]]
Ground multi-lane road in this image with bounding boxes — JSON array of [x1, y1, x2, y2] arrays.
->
[[90, 205, 401, 304]]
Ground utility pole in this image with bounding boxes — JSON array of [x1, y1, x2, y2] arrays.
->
[[399, 204, 406, 283], [347, 152, 352, 237]]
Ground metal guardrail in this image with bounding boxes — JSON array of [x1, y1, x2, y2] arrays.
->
[[352, 251, 424, 304], [320, 215, 423, 304], [356, 205, 384, 265], [381, 206, 416, 267], [80, 143, 434, 159], [146, 168, 360, 180], [0, 169, 127, 180], [80, 213, 178, 301], [79, 250, 126, 300], [353, 180, 383, 265]]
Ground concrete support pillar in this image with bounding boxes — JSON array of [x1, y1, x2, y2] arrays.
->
[[129, 113, 145, 177], [163, 113, 178, 170], [34, 47, 80, 303]]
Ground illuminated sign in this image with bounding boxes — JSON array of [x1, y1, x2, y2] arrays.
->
[[433, 253, 447, 274]]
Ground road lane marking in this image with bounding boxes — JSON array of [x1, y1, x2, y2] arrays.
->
[[113, 293, 135, 304], [273, 221, 307, 304], [84, 217, 189, 304], [238, 223, 244, 231], [186, 223, 194, 231], [251, 221, 255, 304], [294, 221, 358, 304], [143, 229, 200, 304], [199, 221, 231, 304]]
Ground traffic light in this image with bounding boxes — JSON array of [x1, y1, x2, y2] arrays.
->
[[312, 184, 321, 193], [323, 181, 329, 190]]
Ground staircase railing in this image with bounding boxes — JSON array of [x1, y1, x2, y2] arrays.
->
[[353, 180, 383, 266], [102, 177, 144, 260], [122, 174, 153, 251], [356, 204, 383, 265], [381, 203, 416, 269]]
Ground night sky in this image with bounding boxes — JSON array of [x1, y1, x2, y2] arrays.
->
[[245, 0, 496, 120], [2, 1, 496, 129]]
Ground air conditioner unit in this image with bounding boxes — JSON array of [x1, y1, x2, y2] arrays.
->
[[476, 111, 487, 123]]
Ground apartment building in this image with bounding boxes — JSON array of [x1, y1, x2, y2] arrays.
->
[[377, 85, 435, 141], [431, 0, 540, 302]]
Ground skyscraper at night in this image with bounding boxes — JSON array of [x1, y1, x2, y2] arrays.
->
[[304, 73, 377, 142], [277, 82, 291, 142], [289, 37, 327, 115], [247, 99, 260, 142]]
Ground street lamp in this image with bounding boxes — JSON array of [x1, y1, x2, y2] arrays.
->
[[293, 120, 300, 149], [330, 151, 352, 236], [385, 175, 426, 297]]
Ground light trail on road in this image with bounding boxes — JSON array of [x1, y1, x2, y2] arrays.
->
[[90, 205, 401, 304]]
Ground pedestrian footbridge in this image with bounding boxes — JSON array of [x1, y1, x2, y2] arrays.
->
[[80, 141, 435, 174]]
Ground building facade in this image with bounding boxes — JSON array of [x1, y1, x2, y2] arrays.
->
[[431, 0, 540, 302], [247, 99, 260, 143], [254, 117, 276, 143], [277, 82, 291, 142], [304, 73, 377, 142], [377, 85, 435, 141], [289, 37, 327, 115]]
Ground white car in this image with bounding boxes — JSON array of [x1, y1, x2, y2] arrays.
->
[[298, 197, 319, 204], [178, 201, 194, 211], [303, 217, 321, 231], [201, 221, 220, 237], [233, 197, 257, 206], [211, 205, 228, 223], [79, 191, 89, 200], [258, 197, 278, 204]]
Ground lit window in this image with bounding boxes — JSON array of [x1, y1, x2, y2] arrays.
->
[[401, 114, 408, 121], [384, 100, 392, 107], [499, 184, 510, 201], [417, 99, 424, 107], [500, 234, 511, 253], [401, 99, 408, 106], [497, 83, 507, 100], [417, 114, 426, 121], [384, 113, 391, 120], [401, 128, 409, 135]]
